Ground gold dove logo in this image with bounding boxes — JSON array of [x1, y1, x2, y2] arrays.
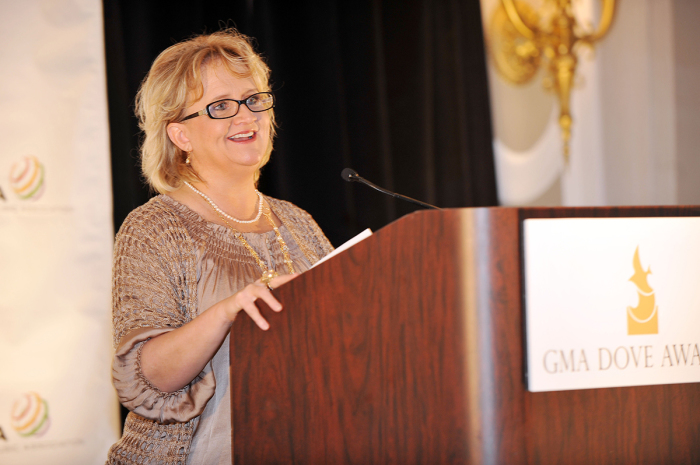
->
[[627, 246, 658, 335]]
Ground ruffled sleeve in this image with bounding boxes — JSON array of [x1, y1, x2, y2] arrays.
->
[[112, 327, 215, 423], [112, 199, 200, 347], [111, 197, 206, 423]]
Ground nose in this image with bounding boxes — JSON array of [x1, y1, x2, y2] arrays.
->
[[232, 103, 256, 124]]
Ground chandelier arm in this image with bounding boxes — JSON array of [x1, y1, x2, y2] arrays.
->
[[501, 0, 536, 40], [579, 0, 616, 43]]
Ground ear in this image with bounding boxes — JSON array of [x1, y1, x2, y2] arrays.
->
[[167, 123, 193, 153]]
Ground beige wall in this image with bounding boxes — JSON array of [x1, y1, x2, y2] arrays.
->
[[674, 0, 700, 204], [481, 0, 700, 206], [598, 0, 676, 205]]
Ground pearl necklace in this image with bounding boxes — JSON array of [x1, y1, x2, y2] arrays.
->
[[184, 181, 263, 224], [184, 181, 295, 278]]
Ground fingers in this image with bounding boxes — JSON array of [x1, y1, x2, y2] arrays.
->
[[234, 274, 299, 330], [240, 296, 270, 331], [267, 273, 299, 290], [254, 283, 283, 313]]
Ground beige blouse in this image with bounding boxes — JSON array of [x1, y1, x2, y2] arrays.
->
[[108, 195, 333, 465]]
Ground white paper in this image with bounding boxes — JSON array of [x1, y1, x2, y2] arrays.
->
[[311, 228, 373, 268]]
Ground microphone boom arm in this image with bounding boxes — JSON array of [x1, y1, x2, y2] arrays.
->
[[342, 168, 441, 210]]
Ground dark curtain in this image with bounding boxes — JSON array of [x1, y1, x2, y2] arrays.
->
[[104, 0, 498, 247]]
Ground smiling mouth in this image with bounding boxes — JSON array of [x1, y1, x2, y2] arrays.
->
[[229, 131, 255, 141]]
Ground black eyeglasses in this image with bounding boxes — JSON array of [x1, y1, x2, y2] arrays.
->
[[179, 92, 275, 122]]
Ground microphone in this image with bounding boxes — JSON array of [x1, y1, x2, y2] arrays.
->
[[341, 168, 441, 210]]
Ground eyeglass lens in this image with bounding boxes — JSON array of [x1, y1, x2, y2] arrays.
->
[[208, 93, 274, 119]]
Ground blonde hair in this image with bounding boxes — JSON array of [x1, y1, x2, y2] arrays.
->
[[135, 29, 276, 193]]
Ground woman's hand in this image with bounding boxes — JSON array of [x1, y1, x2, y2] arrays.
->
[[221, 273, 299, 330], [140, 272, 299, 392]]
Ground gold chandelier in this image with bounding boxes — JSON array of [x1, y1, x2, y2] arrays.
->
[[489, 0, 616, 161]]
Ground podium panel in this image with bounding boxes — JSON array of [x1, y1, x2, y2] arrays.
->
[[230, 206, 700, 464]]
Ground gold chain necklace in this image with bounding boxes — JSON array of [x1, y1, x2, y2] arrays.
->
[[190, 188, 296, 280]]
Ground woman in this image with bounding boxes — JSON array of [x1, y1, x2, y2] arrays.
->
[[107, 29, 333, 464]]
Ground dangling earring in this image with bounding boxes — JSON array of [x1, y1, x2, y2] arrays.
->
[[185, 153, 191, 164]]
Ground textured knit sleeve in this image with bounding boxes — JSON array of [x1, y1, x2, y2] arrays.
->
[[111, 198, 215, 423], [269, 197, 334, 264], [305, 211, 334, 257]]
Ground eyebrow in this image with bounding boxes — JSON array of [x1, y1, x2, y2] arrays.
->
[[209, 89, 259, 101]]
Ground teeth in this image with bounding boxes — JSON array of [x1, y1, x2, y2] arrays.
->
[[231, 131, 254, 140]]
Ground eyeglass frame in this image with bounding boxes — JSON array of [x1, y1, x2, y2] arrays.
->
[[178, 92, 275, 123]]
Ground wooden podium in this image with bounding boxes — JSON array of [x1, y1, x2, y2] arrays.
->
[[230, 206, 700, 464]]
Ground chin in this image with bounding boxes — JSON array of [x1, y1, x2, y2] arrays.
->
[[230, 154, 265, 170]]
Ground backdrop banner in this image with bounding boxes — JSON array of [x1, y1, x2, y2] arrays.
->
[[0, 1, 120, 464]]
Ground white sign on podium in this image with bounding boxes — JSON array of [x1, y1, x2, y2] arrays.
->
[[524, 217, 700, 392]]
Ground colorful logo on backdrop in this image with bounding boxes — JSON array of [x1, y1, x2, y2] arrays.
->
[[9, 156, 45, 201], [10, 392, 51, 437], [627, 246, 658, 335]]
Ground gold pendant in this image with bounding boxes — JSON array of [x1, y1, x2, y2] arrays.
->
[[261, 269, 279, 285]]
